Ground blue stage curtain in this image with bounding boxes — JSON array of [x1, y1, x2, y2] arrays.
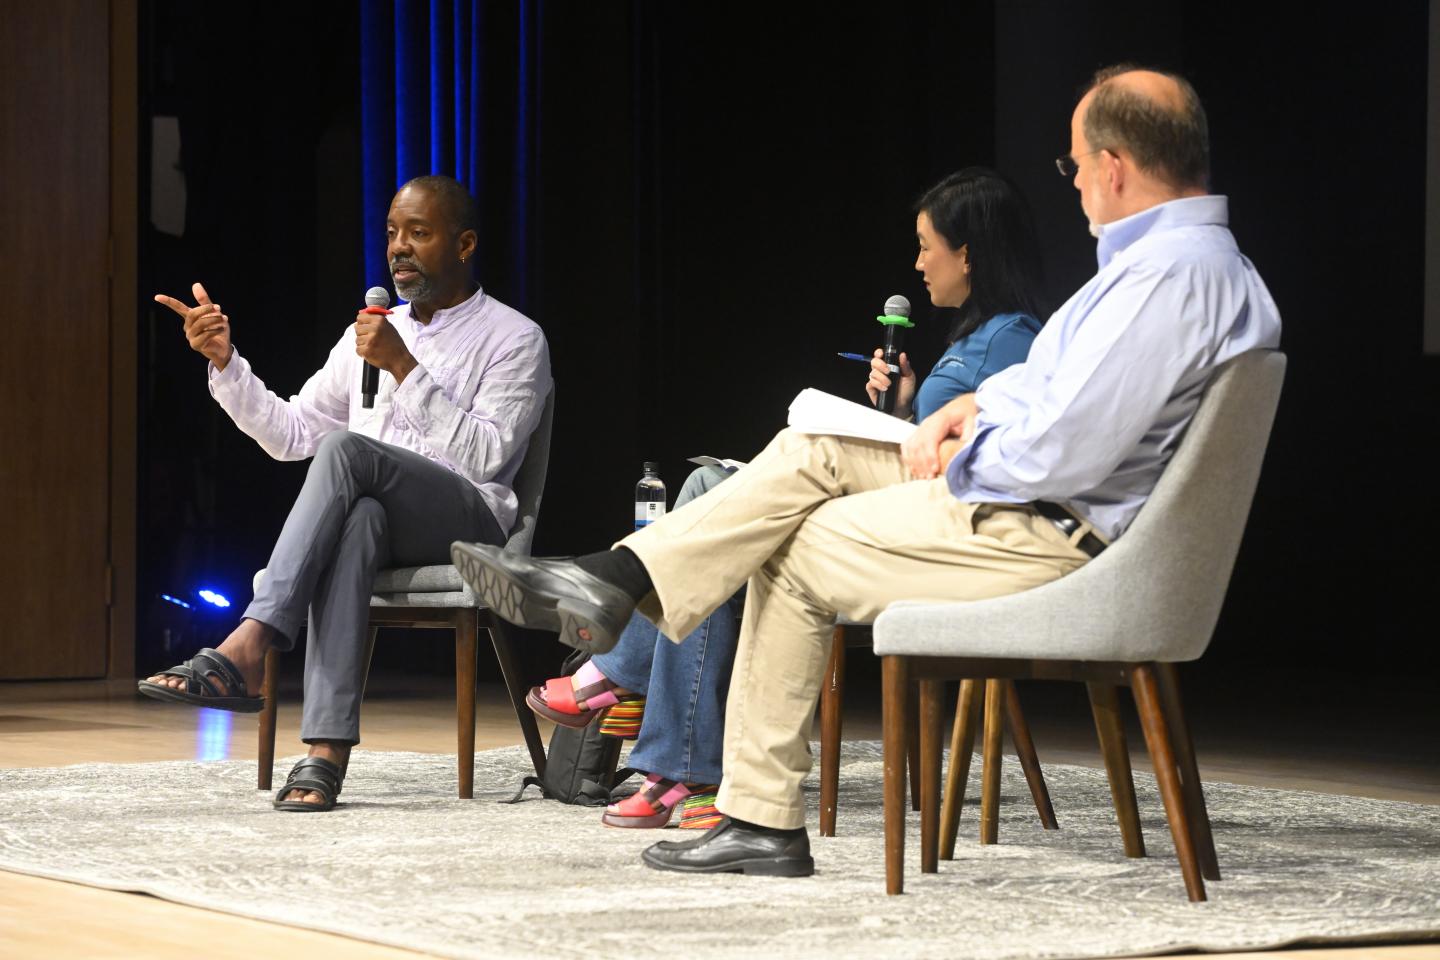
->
[[360, 0, 540, 312]]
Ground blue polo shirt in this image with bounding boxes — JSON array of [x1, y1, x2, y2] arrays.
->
[[913, 311, 1041, 421]]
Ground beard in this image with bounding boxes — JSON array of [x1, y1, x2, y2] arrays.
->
[[391, 260, 435, 302]]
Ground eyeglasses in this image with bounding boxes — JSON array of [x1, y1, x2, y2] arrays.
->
[[1054, 149, 1104, 177]]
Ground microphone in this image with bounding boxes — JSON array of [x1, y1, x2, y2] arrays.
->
[[874, 294, 915, 415], [360, 286, 391, 409]]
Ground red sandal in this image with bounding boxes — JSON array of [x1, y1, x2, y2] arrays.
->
[[601, 774, 720, 829], [523, 660, 645, 731]]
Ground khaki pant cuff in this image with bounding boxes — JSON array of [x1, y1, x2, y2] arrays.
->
[[717, 780, 807, 830]]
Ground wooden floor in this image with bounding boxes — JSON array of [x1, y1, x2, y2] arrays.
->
[[1, 675, 1436, 960]]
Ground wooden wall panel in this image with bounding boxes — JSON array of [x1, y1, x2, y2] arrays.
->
[[0, 1, 113, 678], [109, 0, 138, 680]]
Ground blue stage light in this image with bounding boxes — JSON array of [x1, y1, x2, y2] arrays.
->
[[195, 708, 232, 761], [197, 589, 232, 609], [160, 593, 193, 609]]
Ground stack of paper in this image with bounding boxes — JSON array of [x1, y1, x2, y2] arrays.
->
[[786, 388, 916, 444], [687, 455, 748, 470]]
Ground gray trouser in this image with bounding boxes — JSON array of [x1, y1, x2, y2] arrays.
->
[[245, 431, 504, 744]]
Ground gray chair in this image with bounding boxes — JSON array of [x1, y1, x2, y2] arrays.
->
[[257, 388, 555, 799], [873, 350, 1286, 900]]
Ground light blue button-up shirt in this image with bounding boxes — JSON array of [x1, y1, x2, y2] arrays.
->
[[946, 195, 1282, 541]]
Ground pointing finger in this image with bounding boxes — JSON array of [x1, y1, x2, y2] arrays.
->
[[154, 294, 193, 318]]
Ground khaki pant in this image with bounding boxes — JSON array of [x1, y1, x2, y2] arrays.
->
[[622, 429, 1092, 828]]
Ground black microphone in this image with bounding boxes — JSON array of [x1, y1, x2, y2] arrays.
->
[[360, 286, 391, 409], [875, 294, 914, 415]]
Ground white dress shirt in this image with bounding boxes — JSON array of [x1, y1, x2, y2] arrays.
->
[[208, 286, 551, 535]]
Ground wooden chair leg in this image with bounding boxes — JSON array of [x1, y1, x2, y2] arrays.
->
[[906, 688, 922, 812], [486, 614, 547, 779], [1087, 681, 1145, 858], [979, 678, 1005, 845], [455, 610, 479, 799], [1131, 663, 1206, 902], [818, 626, 845, 837], [256, 647, 280, 790], [919, 679, 943, 873], [939, 678, 981, 860], [1155, 662, 1220, 881], [1003, 679, 1058, 829], [882, 655, 909, 895]]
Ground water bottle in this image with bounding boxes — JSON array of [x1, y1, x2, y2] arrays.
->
[[635, 461, 667, 531]]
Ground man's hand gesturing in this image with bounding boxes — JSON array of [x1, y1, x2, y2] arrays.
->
[[355, 309, 418, 385], [156, 282, 232, 370]]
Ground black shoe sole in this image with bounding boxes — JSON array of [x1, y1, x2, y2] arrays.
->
[[135, 681, 265, 714], [640, 848, 815, 877], [556, 597, 623, 655], [452, 543, 627, 655], [272, 800, 340, 812], [451, 543, 562, 633]]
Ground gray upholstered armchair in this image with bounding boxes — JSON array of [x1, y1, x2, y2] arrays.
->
[[873, 350, 1286, 900]]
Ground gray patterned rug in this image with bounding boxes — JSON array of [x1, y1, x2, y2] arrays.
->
[[1, 742, 1437, 960]]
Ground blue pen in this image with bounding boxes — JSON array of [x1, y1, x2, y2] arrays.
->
[[836, 352, 872, 363]]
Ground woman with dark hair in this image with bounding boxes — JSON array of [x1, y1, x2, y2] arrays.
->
[[523, 167, 1046, 830], [867, 167, 1045, 423]]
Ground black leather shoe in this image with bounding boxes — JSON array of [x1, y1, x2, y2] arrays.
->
[[641, 817, 815, 877], [450, 542, 635, 654]]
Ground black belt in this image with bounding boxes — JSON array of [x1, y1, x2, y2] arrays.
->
[[1033, 501, 1108, 558]]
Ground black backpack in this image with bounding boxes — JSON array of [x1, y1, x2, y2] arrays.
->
[[505, 648, 638, 805]]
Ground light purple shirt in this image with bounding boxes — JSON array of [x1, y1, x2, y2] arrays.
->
[[208, 286, 551, 535], [947, 195, 1282, 541]]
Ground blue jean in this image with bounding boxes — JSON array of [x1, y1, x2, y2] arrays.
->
[[592, 465, 739, 784]]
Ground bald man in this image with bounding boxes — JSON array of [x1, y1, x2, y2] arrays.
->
[[453, 65, 1281, 875], [141, 175, 552, 812]]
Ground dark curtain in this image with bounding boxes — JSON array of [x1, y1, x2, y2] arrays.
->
[[360, 0, 541, 311]]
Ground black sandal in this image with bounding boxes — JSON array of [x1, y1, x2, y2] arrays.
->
[[136, 647, 265, 713], [273, 756, 345, 812]]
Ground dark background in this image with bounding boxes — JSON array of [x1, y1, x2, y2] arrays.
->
[[135, 1, 1439, 704]]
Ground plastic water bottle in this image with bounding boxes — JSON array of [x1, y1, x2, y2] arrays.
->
[[635, 461, 667, 531]]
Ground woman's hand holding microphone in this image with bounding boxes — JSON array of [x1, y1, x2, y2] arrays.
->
[[864, 348, 916, 420]]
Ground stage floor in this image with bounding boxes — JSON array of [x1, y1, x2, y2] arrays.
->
[[2, 671, 1436, 960]]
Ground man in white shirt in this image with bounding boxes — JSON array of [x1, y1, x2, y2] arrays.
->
[[140, 175, 552, 811]]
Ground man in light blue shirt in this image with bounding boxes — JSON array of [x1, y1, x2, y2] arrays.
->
[[908, 67, 1282, 542], [453, 65, 1281, 876]]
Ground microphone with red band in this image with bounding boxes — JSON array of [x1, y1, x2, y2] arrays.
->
[[360, 286, 392, 409]]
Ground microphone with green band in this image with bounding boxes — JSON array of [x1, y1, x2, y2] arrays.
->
[[875, 294, 914, 415]]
